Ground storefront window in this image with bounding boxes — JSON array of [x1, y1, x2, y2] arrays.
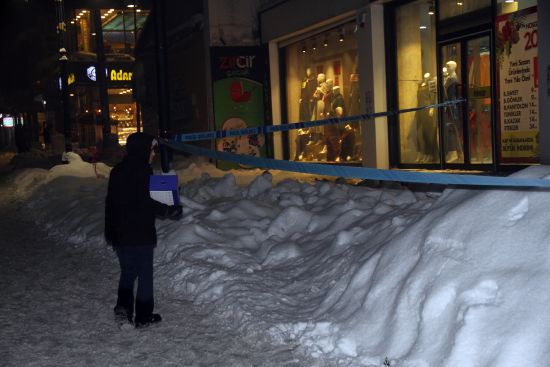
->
[[72, 9, 95, 54], [284, 21, 362, 163], [101, 9, 150, 55], [396, 0, 439, 164], [497, 0, 537, 15], [109, 88, 137, 145], [439, 0, 491, 20]]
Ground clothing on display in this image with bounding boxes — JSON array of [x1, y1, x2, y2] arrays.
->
[[348, 73, 360, 116], [415, 73, 438, 162], [299, 68, 316, 122], [339, 124, 356, 161], [443, 60, 463, 162]]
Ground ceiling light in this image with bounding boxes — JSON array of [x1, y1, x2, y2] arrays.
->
[[428, 3, 435, 15], [456, 1, 463, 5], [301, 44, 306, 54], [419, 25, 427, 29], [323, 38, 328, 47]]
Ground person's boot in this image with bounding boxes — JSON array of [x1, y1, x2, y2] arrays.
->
[[114, 305, 133, 327], [134, 313, 162, 329]]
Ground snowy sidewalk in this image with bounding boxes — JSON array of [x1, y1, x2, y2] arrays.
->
[[0, 193, 313, 367]]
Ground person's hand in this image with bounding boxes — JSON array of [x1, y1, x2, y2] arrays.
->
[[167, 205, 183, 220]]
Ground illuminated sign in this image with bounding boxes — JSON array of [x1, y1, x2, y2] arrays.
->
[[3, 116, 14, 127], [84, 66, 132, 82], [110, 69, 133, 81], [87, 66, 97, 81], [68, 73, 75, 85]]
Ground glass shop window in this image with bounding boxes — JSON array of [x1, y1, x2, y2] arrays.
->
[[396, 0, 439, 164], [439, 0, 491, 20], [71, 9, 96, 54], [284, 21, 362, 163], [496, 0, 537, 15], [101, 8, 150, 56], [108, 88, 137, 145]]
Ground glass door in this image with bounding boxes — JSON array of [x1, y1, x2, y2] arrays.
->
[[440, 42, 464, 164], [467, 36, 493, 164], [439, 34, 493, 166]]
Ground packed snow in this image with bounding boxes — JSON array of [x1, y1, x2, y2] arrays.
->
[[2, 151, 550, 366]]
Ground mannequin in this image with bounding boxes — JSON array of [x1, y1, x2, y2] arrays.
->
[[339, 123, 355, 161], [415, 72, 437, 162], [330, 86, 345, 117], [443, 60, 463, 162], [322, 78, 335, 118], [311, 73, 326, 121], [349, 69, 360, 116], [299, 67, 316, 122], [295, 67, 315, 160]]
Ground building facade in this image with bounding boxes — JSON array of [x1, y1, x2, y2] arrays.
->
[[60, 1, 150, 151], [261, 0, 543, 172], [132, 0, 547, 173]]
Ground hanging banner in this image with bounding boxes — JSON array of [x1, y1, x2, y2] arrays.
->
[[210, 46, 267, 170], [496, 6, 539, 163]]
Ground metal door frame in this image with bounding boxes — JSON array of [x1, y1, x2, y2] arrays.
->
[[437, 30, 496, 170]]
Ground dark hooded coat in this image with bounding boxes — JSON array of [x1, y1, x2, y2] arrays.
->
[[105, 133, 169, 247]]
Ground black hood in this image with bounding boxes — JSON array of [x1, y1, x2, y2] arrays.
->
[[126, 132, 155, 163]]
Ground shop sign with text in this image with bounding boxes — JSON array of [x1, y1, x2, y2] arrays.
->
[[496, 6, 539, 163], [211, 47, 267, 170], [69, 62, 134, 86]]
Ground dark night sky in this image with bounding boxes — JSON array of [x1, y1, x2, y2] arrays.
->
[[0, 0, 60, 110]]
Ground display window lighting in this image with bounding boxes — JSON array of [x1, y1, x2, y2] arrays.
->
[[428, 2, 435, 15], [504, 0, 515, 2]]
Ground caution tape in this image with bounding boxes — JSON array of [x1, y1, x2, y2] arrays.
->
[[172, 99, 466, 142], [162, 140, 550, 188]]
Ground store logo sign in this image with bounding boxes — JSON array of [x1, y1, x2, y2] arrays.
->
[[219, 56, 255, 70], [87, 66, 97, 81], [110, 69, 133, 81]]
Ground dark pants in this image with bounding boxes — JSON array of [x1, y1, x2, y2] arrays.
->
[[115, 246, 154, 321]]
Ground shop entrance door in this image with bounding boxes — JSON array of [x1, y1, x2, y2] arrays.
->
[[439, 34, 494, 166]]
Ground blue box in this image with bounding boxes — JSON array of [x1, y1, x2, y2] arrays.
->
[[149, 175, 180, 206]]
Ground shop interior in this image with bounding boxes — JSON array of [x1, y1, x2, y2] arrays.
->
[[285, 21, 362, 164]]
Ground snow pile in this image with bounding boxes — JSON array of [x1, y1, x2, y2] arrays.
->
[[11, 154, 550, 366]]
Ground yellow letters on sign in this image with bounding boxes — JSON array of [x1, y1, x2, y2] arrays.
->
[[110, 69, 133, 81]]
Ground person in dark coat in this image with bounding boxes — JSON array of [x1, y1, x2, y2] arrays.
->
[[105, 132, 182, 328]]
